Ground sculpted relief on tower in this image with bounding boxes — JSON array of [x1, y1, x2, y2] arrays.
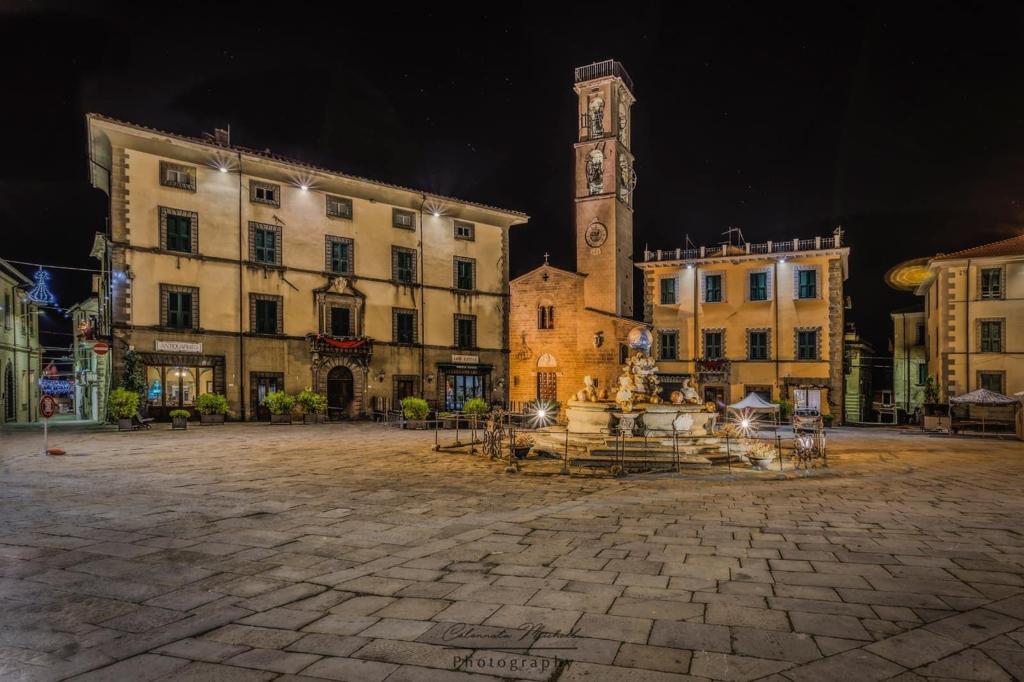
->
[[618, 157, 637, 206], [586, 146, 604, 196], [588, 95, 605, 138]]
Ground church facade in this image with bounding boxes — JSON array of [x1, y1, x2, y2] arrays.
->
[[509, 61, 642, 408]]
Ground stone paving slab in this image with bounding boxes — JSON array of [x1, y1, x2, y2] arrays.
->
[[2, 423, 1024, 680]]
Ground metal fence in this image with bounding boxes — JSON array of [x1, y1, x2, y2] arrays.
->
[[376, 406, 828, 476]]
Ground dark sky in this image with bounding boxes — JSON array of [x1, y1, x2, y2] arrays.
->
[[4, 1, 1024, 361]]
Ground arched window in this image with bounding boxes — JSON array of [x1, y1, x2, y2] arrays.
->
[[537, 300, 555, 330]]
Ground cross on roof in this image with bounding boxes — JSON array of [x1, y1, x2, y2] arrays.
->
[[543, 252, 550, 265]]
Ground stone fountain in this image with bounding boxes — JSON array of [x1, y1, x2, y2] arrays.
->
[[564, 327, 718, 437]]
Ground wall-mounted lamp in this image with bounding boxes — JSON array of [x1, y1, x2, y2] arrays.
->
[[426, 373, 435, 385], [376, 369, 385, 383]]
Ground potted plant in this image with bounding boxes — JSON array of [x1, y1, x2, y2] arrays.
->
[[169, 409, 190, 430], [108, 387, 140, 432], [296, 389, 327, 424], [196, 393, 229, 424], [746, 440, 776, 470], [401, 397, 429, 429], [264, 391, 295, 424], [463, 397, 489, 426], [513, 433, 534, 459]]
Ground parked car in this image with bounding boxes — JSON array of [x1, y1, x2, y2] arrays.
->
[[792, 408, 823, 431]]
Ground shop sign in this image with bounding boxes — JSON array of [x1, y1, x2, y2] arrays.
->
[[451, 354, 479, 364], [155, 340, 203, 353]]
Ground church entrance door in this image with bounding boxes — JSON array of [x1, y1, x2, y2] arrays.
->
[[537, 372, 557, 403]]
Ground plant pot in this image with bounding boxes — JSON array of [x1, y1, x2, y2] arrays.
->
[[749, 457, 774, 471], [200, 413, 225, 425], [514, 447, 531, 459], [171, 416, 189, 430], [117, 418, 133, 432], [405, 419, 428, 430], [270, 414, 293, 425], [303, 414, 321, 425]]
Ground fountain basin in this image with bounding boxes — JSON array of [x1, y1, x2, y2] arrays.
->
[[640, 403, 718, 436], [565, 400, 615, 434]]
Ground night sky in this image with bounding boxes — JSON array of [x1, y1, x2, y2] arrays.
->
[[5, 1, 1024, 369]]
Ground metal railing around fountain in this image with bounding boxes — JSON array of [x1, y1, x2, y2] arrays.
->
[[379, 408, 827, 476]]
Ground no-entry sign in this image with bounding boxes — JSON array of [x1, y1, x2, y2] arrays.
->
[[39, 395, 57, 419], [93, 341, 109, 356]]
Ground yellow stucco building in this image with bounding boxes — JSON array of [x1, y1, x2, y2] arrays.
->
[[0, 259, 42, 424], [915, 234, 1024, 399], [87, 115, 527, 420], [637, 231, 850, 420]]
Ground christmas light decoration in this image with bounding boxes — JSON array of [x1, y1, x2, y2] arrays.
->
[[38, 377, 75, 396], [27, 267, 57, 306]]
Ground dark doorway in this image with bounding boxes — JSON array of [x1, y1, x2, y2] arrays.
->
[[251, 372, 284, 421], [4, 362, 14, 422], [326, 365, 354, 418], [703, 385, 727, 411]]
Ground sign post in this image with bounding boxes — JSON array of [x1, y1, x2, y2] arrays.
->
[[39, 395, 57, 455]]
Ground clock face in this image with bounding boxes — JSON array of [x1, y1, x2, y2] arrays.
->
[[585, 221, 608, 247]]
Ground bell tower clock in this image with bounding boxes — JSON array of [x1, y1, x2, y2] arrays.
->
[[573, 60, 636, 317]]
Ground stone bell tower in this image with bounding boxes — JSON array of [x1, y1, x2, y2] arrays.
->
[[573, 60, 637, 317]]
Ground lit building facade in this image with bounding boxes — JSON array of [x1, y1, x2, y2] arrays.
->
[[637, 231, 850, 420], [509, 60, 640, 408], [843, 325, 874, 423], [69, 296, 111, 422], [87, 115, 527, 420], [891, 306, 927, 415], [0, 259, 42, 423], [915, 235, 1024, 399]]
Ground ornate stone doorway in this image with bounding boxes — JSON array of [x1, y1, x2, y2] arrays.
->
[[327, 365, 354, 417], [312, 356, 365, 419]]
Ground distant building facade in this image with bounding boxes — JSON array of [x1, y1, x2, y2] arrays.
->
[[69, 296, 111, 422], [87, 115, 527, 420], [509, 60, 640, 408], [0, 259, 42, 423], [843, 325, 874, 423], [638, 231, 850, 421], [891, 306, 927, 416], [915, 235, 1024, 399]]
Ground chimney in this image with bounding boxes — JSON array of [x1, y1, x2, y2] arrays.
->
[[214, 125, 231, 146]]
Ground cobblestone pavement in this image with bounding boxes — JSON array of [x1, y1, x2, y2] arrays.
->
[[1, 423, 1023, 681]]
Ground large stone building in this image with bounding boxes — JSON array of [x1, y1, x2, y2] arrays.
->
[[0, 259, 42, 423], [87, 115, 527, 420], [509, 61, 640, 407], [637, 231, 850, 420], [913, 234, 1024, 399]]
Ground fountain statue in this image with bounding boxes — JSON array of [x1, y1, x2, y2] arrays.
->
[[562, 326, 718, 436]]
